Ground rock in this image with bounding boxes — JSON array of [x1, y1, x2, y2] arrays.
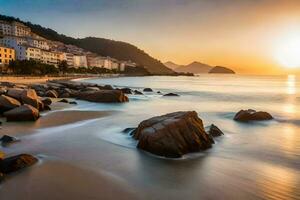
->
[[42, 98, 52, 106], [101, 85, 114, 90], [120, 88, 132, 94], [208, 124, 224, 137], [85, 87, 100, 92], [69, 101, 77, 105], [59, 92, 70, 98], [234, 109, 273, 122], [122, 128, 136, 135], [58, 99, 69, 103], [4, 104, 40, 121], [7, 88, 24, 100], [157, 91, 162, 94], [133, 111, 214, 158], [20, 89, 39, 109], [143, 88, 153, 92], [163, 93, 180, 97], [0, 154, 38, 174], [0, 95, 21, 113], [0, 135, 18, 145], [37, 99, 45, 111], [0, 82, 15, 87], [76, 90, 129, 103], [134, 90, 143, 95], [45, 90, 58, 98], [43, 105, 51, 111], [0, 88, 6, 95]]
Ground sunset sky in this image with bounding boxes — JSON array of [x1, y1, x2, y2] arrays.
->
[[1, 0, 300, 74]]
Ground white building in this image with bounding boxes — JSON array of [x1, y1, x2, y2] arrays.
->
[[73, 55, 88, 68], [61, 52, 74, 67], [0, 20, 31, 37]]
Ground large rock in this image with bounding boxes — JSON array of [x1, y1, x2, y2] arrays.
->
[[234, 109, 273, 122], [0, 95, 21, 113], [208, 124, 224, 137], [0, 154, 38, 174], [133, 111, 214, 158], [20, 89, 39, 109], [4, 104, 40, 121], [76, 90, 129, 103], [143, 88, 153, 92]]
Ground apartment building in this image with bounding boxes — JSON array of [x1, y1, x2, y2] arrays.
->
[[0, 46, 15, 66], [73, 55, 88, 68], [0, 20, 31, 37], [61, 52, 74, 66]]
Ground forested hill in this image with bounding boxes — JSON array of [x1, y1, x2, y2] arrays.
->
[[0, 14, 174, 75]]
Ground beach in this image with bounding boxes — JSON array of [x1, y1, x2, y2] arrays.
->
[[0, 75, 299, 200]]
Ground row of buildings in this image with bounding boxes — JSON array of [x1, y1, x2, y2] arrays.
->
[[0, 20, 136, 71]]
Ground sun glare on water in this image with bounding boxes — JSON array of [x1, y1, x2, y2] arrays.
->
[[274, 33, 300, 68]]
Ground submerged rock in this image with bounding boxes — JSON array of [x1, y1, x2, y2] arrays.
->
[[4, 104, 40, 121], [134, 90, 143, 95], [120, 88, 132, 94], [208, 124, 224, 137], [0, 95, 21, 113], [234, 109, 273, 122], [143, 88, 153, 92], [58, 99, 69, 103], [163, 93, 180, 97], [76, 90, 129, 103], [0, 154, 38, 174], [133, 111, 214, 158], [69, 101, 77, 105]]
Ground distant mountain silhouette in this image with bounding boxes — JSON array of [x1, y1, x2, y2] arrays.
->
[[209, 66, 235, 74], [175, 61, 213, 74], [0, 14, 174, 75], [164, 61, 183, 70]]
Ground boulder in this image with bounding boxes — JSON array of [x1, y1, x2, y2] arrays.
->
[[0, 95, 21, 113], [234, 109, 273, 122], [37, 99, 45, 111], [133, 111, 214, 158], [4, 104, 40, 121], [0, 135, 18, 146], [0, 154, 38, 174], [163, 93, 180, 97], [20, 89, 39, 109], [43, 105, 51, 111], [42, 98, 52, 106], [7, 88, 24, 100], [45, 90, 58, 98], [76, 90, 129, 103], [143, 88, 153, 92], [208, 124, 224, 137]]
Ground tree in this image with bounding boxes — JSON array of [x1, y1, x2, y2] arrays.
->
[[58, 60, 68, 74]]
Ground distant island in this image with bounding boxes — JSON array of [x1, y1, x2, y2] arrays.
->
[[164, 61, 235, 74]]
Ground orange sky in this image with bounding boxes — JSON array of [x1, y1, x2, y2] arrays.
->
[[2, 0, 300, 75]]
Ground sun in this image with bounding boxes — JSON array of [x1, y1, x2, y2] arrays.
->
[[274, 34, 300, 68]]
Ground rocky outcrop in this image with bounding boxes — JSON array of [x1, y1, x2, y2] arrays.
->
[[0, 154, 38, 174], [133, 111, 214, 158], [208, 124, 224, 137], [234, 109, 273, 122], [0, 95, 21, 113], [76, 90, 129, 103], [4, 104, 40, 121]]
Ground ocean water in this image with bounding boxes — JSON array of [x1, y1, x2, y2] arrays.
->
[[0, 75, 299, 200]]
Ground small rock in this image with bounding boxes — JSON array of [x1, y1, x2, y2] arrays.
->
[[69, 101, 77, 105], [42, 98, 52, 106], [45, 90, 58, 98], [163, 93, 180, 97], [143, 88, 153, 92], [121, 88, 132, 94], [58, 99, 69, 103], [0, 154, 38, 174], [0, 135, 18, 145], [134, 90, 143, 95], [157, 91, 162, 94], [122, 128, 136, 135], [208, 124, 224, 137]]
